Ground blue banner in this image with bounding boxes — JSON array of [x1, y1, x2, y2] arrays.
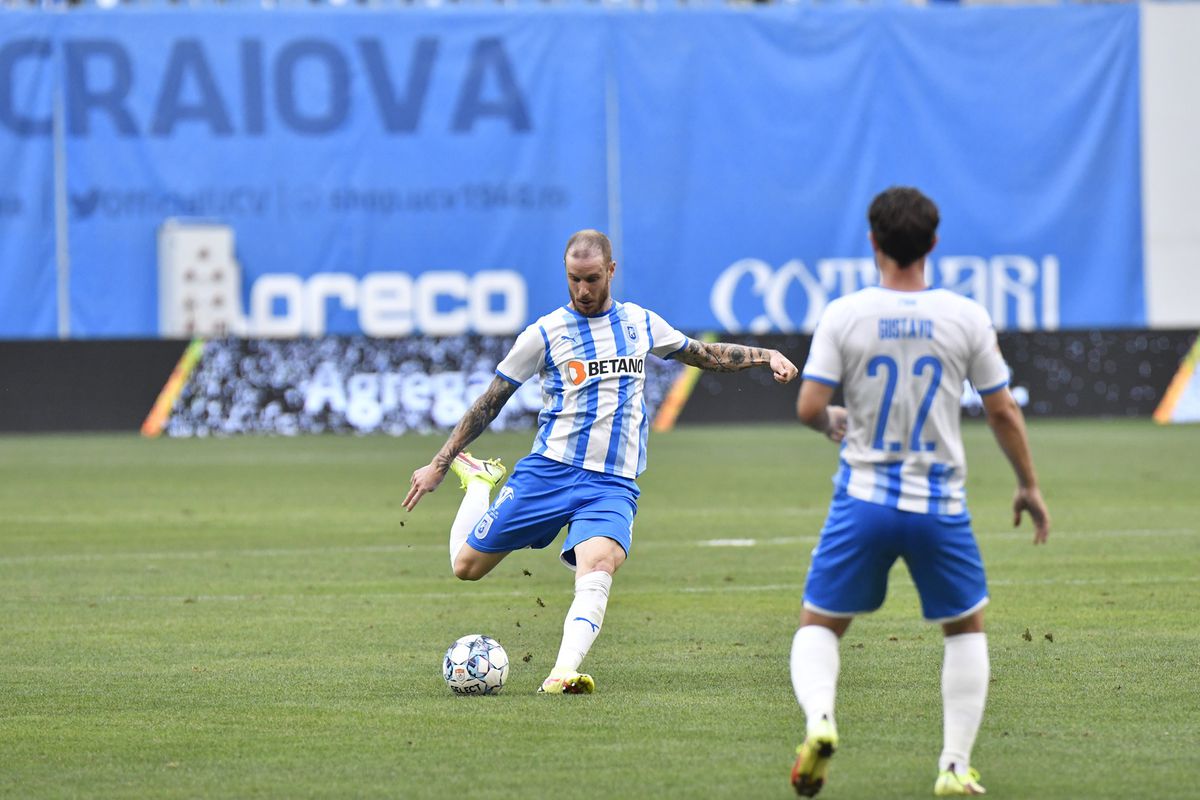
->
[[615, 5, 1143, 333], [0, 6, 1143, 337], [0, 14, 57, 338], [57, 10, 609, 337]]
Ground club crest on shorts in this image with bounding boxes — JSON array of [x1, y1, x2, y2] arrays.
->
[[474, 486, 514, 540], [473, 513, 496, 540]]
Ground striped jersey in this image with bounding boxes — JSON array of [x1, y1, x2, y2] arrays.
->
[[496, 301, 689, 479], [802, 287, 1010, 516]]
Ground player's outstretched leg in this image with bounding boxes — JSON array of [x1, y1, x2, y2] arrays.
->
[[447, 453, 506, 570], [538, 570, 611, 695]]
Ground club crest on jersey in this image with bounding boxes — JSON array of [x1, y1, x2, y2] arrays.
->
[[626, 324, 638, 341], [564, 356, 645, 386]]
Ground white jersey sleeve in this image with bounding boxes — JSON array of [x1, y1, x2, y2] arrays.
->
[[801, 299, 849, 386], [965, 305, 1010, 394], [646, 310, 689, 359], [495, 324, 546, 386]]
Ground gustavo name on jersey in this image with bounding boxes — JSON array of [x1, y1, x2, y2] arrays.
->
[[565, 356, 646, 386]]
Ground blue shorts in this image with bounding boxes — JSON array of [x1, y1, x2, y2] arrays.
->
[[803, 493, 989, 623], [466, 454, 640, 569]]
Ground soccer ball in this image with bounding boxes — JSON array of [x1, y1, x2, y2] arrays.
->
[[442, 634, 509, 695]]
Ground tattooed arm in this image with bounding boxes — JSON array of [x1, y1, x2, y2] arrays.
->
[[673, 339, 799, 384], [403, 376, 518, 511]]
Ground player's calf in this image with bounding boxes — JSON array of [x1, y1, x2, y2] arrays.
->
[[451, 546, 508, 581]]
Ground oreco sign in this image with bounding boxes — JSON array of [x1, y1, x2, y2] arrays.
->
[[711, 255, 1061, 333], [247, 270, 527, 337]]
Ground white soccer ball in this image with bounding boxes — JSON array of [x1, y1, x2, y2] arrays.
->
[[442, 634, 509, 695]]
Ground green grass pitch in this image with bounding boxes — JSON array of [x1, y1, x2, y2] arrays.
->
[[2, 420, 1197, 799]]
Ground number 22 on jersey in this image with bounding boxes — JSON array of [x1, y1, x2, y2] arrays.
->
[[866, 355, 943, 453]]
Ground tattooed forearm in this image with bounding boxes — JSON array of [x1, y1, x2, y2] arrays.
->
[[431, 376, 517, 471], [676, 340, 774, 373]]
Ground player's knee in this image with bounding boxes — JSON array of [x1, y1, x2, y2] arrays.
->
[[575, 556, 619, 576], [943, 610, 985, 636], [452, 560, 485, 581], [572, 540, 626, 576], [597, 559, 621, 576]]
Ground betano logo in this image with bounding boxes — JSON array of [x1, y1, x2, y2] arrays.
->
[[564, 357, 645, 386]]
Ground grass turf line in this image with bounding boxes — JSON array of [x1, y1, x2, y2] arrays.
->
[[1, 420, 1197, 799]]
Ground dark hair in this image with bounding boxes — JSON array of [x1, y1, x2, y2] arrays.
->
[[868, 187, 939, 268], [563, 229, 612, 265]]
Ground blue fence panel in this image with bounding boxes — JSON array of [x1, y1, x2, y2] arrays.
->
[[0, 14, 58, 338], [615, 5, 1143, 332], [0, 6, 1145, 337], [57, 9, 609, 337]]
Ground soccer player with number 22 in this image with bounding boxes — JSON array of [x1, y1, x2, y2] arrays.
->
[[790, 187, 1051, 797]]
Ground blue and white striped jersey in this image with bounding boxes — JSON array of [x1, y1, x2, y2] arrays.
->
[[802, 287, 1010, 516], [496, 301, 689, 479]]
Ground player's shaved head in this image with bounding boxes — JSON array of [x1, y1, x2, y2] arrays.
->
[[564, 229, 613, 266], [868, 187, 939, 268]]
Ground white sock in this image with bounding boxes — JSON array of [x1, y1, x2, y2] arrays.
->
[[790, 625, 840, 734], [448, 482, 491, 569], [939, 632, 989, 774], [552, 570, 612, 673]]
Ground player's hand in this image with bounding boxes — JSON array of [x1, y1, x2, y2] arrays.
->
[[404, 462, 448, 512], [825, 406, 848, 443], [1013, 485, 1050, 544], [770, 351, 799, 384]]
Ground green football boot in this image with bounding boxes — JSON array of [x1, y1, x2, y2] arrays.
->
[[790, 717, 838, 797]]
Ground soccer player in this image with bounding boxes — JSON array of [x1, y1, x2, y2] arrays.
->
[[788, 188, 1050, 797], [404, 229, 798, 694]]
